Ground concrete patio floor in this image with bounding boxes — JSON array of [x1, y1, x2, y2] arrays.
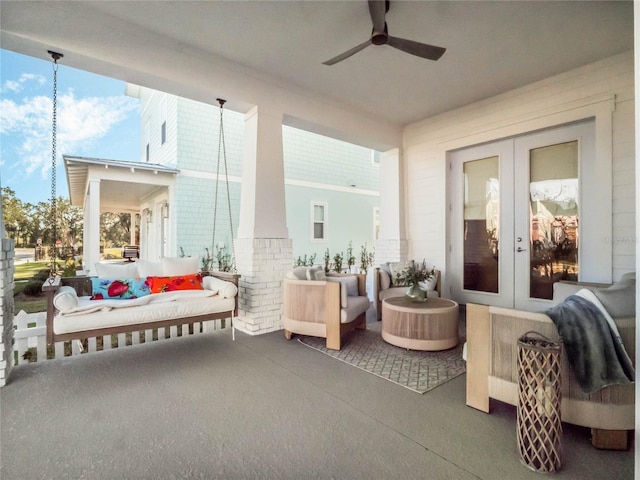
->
[[0, 315, 633, 479]]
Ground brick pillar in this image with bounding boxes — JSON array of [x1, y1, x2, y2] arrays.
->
[[374, 238, 408, 265], [234, 238, 293, 335], [0, 238, 15, 387]]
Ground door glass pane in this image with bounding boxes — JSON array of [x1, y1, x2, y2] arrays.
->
[[463, 156, 499, 293], [529, 141, 579, 299]]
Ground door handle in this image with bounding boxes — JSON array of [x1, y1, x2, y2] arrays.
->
[[516, 247, 527, 252]]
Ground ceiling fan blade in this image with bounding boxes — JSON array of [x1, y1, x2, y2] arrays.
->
[[323, 39, 372, 65], [368, 0, 386, 33], [387, 36, 446, 61]]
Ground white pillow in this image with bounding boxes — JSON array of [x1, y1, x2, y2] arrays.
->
[[288, 266, 308, 280], [313, 269, 327, 281], [203, 276, 238, 298], [95, 262, 139, 279], [162, 257, 199, 276], [379, 270, 391, 290], [420, 274, 438, 291], [53, 286, 78, 313], [326, 276, 358, 308], [306, 266, 326, 281], [136, 260, 163, 277]]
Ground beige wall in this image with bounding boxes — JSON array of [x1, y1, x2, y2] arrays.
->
[[403, 51, 635, 293]]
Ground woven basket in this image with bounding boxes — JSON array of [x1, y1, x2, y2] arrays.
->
[[516, 331, 562, 473]]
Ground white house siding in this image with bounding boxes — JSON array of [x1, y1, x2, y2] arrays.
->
[[137, 88, 380, 267], [403, 51, 635, 287]]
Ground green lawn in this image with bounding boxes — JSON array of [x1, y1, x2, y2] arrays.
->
[[13, 261, 60, 313], [14, 261, 57, 281]]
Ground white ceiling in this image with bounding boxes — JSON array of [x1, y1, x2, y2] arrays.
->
[[1, 1, 633, 135]]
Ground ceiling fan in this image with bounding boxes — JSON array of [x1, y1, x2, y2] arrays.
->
[[323, 0, 446, 66]]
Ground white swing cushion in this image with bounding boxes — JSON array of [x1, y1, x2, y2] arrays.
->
[[53, 286, 79, 313], [95, 262, 139, 279], [203, 276, 238, 298], [162, 257, 200, 276]]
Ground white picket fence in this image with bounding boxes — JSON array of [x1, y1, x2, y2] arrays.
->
[[13, 310, 226, 365]]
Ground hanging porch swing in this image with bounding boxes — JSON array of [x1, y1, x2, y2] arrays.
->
[[209, 98, 237, 274], [47, 50, 63, 282]]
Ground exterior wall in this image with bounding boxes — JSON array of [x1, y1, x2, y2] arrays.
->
[[285, 184, 378, 264], [138, 89, 380, 268], [139, 90, 178, 167], [282, 125, 379, 262], [403, 51, 635, 292]]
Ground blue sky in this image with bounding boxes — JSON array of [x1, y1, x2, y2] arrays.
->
[[1, 49, 140, 205]]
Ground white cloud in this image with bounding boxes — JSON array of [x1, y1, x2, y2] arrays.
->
[[1, 90, 138, 177], [1, 73, 46, 94]]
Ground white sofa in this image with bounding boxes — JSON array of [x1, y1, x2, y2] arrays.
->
[[44, 257, 239, 344]]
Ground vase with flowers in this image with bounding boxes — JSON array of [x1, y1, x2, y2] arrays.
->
[[394, 260, 436, 302]]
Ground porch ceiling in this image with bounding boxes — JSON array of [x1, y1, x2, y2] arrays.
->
[[64, 156, 178, 212], [0, 1, 632, 146]]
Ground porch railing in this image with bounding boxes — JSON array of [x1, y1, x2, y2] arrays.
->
[[13, 310, 227, 365]]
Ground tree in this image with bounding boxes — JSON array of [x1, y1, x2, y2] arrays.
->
[[100, 212, 131, 247], [2, 187, 28, 246]]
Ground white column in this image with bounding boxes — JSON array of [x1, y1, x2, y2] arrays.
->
[[129, 213, 136, 246], [83, 180, 101, 276], [375, 148, 408, 264], [237, 106, 288, 239], [234, 105, 293, 335]]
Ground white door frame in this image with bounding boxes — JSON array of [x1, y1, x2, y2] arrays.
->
[[448, 120, 599, 311]]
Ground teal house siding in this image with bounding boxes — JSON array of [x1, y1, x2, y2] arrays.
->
[[174, 175, 241, 264], [285, 185, 378, 266], [137, 87, 379, 268]]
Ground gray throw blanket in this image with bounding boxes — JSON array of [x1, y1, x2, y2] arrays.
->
[[546, 294, 634, 394]]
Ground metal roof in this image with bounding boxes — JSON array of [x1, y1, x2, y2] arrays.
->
[[64, 155, 179, 210]]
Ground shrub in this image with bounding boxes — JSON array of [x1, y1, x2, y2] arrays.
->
[[33, 269, 52, 282], [23, 280, 44, 296]]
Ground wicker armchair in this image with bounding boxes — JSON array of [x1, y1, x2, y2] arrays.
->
[[283, 271, 369, 350]]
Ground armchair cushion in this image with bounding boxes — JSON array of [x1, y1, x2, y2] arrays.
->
[[327, 275, 359, 308], [306, 265, 327, 281], [286, 266, 309, 280], [341, 296, 371, 323], [593, 274, 635, 319], [379, 269, 391, 290]]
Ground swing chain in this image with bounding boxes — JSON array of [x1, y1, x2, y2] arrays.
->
[[211, 99, 236, 273], [48, 51, 63, 282]]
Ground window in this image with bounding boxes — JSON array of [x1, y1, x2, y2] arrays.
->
[[311, 202, 327, 241], [160, 98, 167, 145], [144, 121, 150, 162]]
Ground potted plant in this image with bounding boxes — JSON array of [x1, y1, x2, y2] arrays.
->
[[346, 241, 357, 273], [394, 260, 435, 302], [333, 251, 344, 273]]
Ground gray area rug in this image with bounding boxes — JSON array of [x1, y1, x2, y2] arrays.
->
[[298, 322, 466, 394]]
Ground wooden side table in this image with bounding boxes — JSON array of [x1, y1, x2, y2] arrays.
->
[[381, 296, 459, 351]]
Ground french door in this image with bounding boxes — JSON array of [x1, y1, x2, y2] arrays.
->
[[449, 121, 594, 311]]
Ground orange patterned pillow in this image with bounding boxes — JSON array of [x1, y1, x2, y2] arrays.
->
[[146, 274, 204, 294]]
